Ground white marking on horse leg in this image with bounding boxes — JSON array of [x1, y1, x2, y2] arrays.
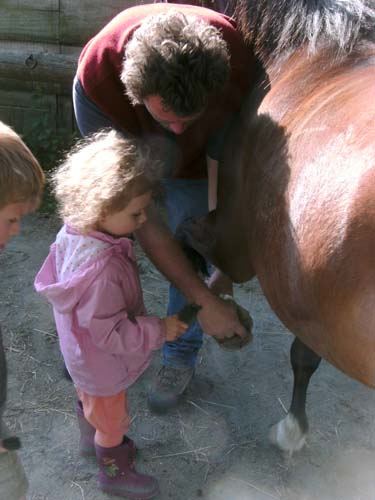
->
[[269, 413, 306, 453]]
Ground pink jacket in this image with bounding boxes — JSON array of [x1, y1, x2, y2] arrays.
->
[[34, 225, 165, 396]]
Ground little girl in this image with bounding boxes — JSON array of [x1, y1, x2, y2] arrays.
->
[[34, 129, 187, 499]]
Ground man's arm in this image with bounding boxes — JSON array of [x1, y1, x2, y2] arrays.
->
[[135, 206, 246, 339]]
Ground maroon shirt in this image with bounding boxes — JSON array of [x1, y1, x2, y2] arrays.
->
[[78, 3, 255, 178]]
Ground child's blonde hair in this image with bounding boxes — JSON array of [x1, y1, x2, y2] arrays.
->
[[0, 121, 45, 209], [52, 129, 161, 234]]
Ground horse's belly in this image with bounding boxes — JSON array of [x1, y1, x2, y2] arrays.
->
[[255, 148, 375, 387], [257, 252, 375, 387]]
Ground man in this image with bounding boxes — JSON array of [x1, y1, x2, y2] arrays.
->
[[73, 2, 254, 412]]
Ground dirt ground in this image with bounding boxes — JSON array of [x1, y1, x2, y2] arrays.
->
[[0, 212, 374, 500]]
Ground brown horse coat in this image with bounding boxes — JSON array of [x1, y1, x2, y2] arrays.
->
[[183, 5, 375, 386]]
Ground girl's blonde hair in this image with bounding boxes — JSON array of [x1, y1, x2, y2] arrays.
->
[[52, 129, 161, 234], [0, 121, 45, 209]]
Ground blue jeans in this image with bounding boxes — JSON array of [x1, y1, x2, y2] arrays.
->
[[162, 179, 209, 368], [73, 77, 209, 368], [73, 77, 120, 135]]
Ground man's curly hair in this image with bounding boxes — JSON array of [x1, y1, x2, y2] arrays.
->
[[121, 10, 230, 116]]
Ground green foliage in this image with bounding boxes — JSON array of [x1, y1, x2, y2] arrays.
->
[[22, 100, 79, 214]]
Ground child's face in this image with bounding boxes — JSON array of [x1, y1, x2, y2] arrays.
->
[[0, 202, 33, 249], [98, 191, 152, 237]]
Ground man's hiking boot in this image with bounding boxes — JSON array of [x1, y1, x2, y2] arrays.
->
[[147, 365, 194, 414]]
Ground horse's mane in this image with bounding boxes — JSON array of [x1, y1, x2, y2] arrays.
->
[[233, 0, 375, 63]]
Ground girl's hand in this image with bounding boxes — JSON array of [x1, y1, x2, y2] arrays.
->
[[162, 315, 188, 342]]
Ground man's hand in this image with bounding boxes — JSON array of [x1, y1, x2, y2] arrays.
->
[[197, 293, 247, 339], [135, 208, 244, 340]]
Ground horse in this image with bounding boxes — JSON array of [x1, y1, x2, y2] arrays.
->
[[179, 0, 375, 453]]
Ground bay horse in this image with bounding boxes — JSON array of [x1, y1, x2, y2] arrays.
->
[[180, 0, 375, 452]]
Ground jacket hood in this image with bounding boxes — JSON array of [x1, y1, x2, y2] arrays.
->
[[34, 225, 136, 313]]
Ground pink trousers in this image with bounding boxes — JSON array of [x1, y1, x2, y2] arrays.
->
[[76, 388, 131, 448]]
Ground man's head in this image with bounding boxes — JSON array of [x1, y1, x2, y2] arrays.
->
[[121, 10, 230, 133], [143, 95, 205, 135]]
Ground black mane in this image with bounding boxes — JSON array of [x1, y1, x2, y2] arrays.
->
[[233, 0, 375, 63]]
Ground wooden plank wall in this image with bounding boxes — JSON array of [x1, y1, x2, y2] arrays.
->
[[0, 0, 221, 147], [0, 0, 143, 144]]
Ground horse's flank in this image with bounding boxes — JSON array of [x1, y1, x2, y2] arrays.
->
[[194, 1, 375, 386]]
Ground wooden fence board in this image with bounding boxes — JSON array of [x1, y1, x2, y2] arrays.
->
[[60, 0, 144, 45], [1, 1, 58, 9], [0, 40, 60, 52], [0, 50, 78, 93], [0, 40, 81, 56], [0, 8, 59, 43], [0, 0, 149, 138], [0, 89, 55, 112], [0, 89, 57, 137], [0, 76, 72, 96], [0, 90, 76, 140], [57, 95, 75, 134]]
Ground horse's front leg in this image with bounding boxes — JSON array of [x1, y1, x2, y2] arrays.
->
[[270, 337, 321, 453]]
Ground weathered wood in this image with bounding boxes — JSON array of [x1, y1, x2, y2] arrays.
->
[[60, 0, 144, 45], [1, 1, 58, 9], [0, 89, 77, 143], [56, 95, 75, 134], [0, 7, 59, 44], [0, 40, 81, 56], [1, 40, 59, 53], [0, 88, 56, 109], [0, 0, 160, 138], [0, 76, 73, 96], [0, 50, 78, 93], [0, 89, 57, 137]]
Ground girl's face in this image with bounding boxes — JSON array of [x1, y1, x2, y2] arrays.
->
[[0, 201, 32, 250], [97, 191, 152, 237]]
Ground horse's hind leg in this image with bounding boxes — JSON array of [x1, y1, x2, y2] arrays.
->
[[270, 337, 321, 453]]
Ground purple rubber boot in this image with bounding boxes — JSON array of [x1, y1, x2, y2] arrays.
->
[[76, 401, 137, 458], [95, 440, 159, 499]]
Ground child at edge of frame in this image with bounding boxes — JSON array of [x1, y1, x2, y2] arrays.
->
[[0, 120, 46, 500], [34, 128, 188, 499]]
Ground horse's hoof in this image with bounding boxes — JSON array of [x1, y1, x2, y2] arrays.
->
[[269, 414, 306, 453], [213, 295, 253, 351]]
